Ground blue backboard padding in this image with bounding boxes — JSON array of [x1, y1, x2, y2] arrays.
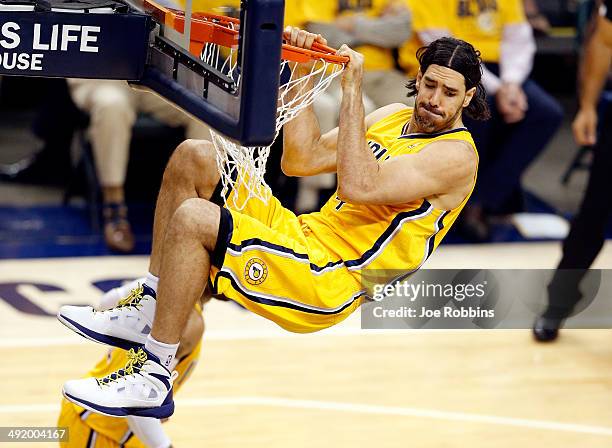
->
[[0, 10, 149, 79], [236, 0, 284, 146]]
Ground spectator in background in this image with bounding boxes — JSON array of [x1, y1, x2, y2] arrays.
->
[[533, 0, 612, 342], [285, 0, 414, 212], [400, 0, 563, 241], [523, 0, 551, 35], [68, 79, 211, 252]]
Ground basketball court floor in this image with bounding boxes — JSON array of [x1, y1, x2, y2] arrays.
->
[[2, 242, 611, 447]]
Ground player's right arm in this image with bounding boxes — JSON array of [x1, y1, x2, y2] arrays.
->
[[281, 26, 408, 176], [573, 10, 612, 145], [282, 101, 406, 176]]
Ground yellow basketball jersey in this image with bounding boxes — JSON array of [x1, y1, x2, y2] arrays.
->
[[59, 341, 201, 447], [300, 107, 477, 281]]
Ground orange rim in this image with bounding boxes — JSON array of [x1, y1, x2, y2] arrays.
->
[[143, 2, 348, 65], [281, 43, 348, 65]]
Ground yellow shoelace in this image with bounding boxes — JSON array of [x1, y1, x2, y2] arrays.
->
[[115, 284, 145, 310], [97, 348, 148, 387]]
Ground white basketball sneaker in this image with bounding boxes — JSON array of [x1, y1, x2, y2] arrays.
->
[[57, 283, 156, 350], [62, 347, 177, 418]]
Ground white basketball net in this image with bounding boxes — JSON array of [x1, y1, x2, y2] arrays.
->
[[201, 36, 345, 210]]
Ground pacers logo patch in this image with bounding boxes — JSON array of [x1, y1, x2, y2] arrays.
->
[[244, 258, 268, 285]]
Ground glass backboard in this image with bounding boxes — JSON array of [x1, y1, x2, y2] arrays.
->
[[135, 0, 285, 146]]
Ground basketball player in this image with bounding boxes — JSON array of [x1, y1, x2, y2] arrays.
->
[[57, 29, 489, 418], [57, 291, 205, 447]]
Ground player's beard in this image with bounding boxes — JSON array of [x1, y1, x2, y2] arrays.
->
[[414, 98, 463, 133]]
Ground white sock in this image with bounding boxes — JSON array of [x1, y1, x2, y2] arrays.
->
[[145, 334, 179, 369], [99, 277, 146, 310], [145, 272, 159, 293]]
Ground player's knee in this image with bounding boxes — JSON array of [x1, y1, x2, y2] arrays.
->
[[171, 198, 203, 235], [165, 139, 218, 193], [171, 198, 219, 244]]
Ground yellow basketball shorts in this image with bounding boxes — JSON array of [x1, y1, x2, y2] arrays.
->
[[209, 180, 367, 333]]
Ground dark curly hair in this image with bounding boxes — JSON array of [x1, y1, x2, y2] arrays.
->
[[406, 37, 490, 121]]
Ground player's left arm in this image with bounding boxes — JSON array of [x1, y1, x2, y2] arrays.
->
[[335, 45, 476, 206]]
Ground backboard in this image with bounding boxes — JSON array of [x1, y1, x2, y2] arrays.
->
[[0, 0, 285, 146], [133, 0, 285, 146]]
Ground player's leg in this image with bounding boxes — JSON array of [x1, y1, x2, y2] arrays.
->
[[102, 137, 220, 294], [59, 307, 205, 445], [62, 199, 221, 417], [99, 138, 219, 307], [176, 306, 205, 361], [57, 139, 220, 346], [151, 199, 220, 347], [149, 139, 221, 276], [124, 308, 204, 447]]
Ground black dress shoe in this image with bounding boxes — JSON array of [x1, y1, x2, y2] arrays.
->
[[532, 316, 562, 342]]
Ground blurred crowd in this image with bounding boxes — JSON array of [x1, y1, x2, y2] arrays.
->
[[0, 0, 606, 254]]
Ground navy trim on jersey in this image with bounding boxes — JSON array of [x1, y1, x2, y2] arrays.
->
[[399, 127, 468, 139], [85, 428, 96, 448], [213, 269, 365, 315], [211, 208, 233, 269], [227, 239, 343, 272], [224, 200, 433, 273], [426, 210, 449, 260], [345, 201, 433, 269], [379, 209, 451, 291], [118, 430, 133, 447]]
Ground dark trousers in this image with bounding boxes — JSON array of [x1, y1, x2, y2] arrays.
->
[[544, 107, 612, 319], [464, 69, 564, 211]]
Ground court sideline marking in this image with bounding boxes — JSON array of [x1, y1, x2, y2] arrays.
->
[[1, 396, 611, 436]]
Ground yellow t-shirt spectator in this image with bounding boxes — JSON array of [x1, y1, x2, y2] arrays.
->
[[287, 0, 402, 71], [400, 0, 526, 76]]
